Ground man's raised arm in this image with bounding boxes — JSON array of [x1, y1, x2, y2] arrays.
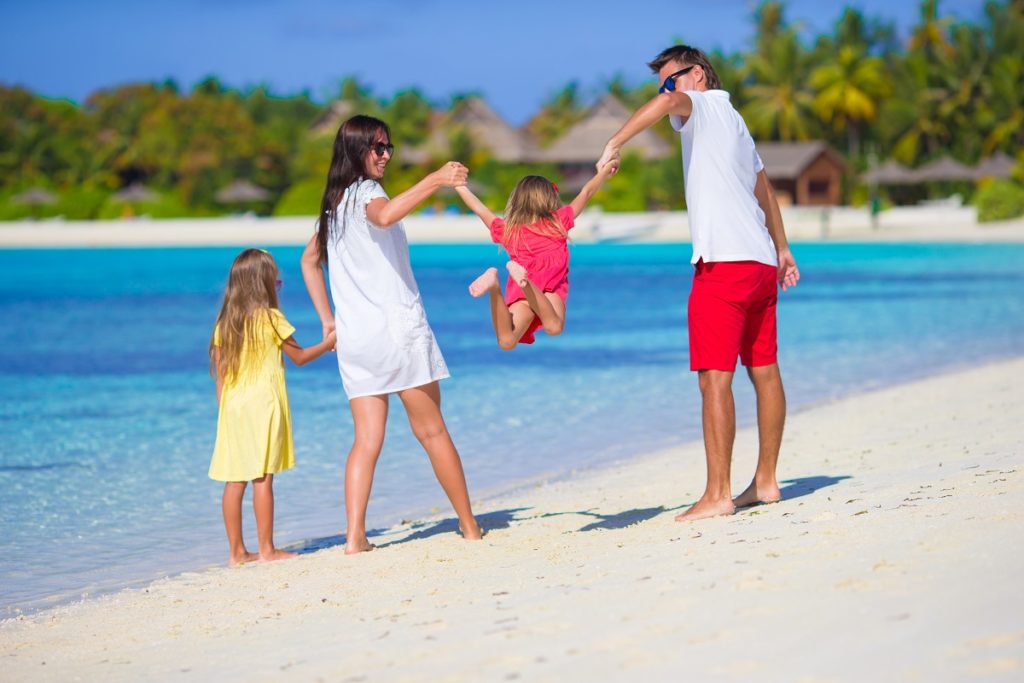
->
[[596, 91, 693, 173]]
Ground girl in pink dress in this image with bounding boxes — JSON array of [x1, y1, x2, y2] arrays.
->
[[455, 166, 614, 349]]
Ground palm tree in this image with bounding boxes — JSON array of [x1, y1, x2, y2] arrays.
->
[[979, 0, 1024, 154], [810, 45, 892, 157], [743, 30, 817, 141], [878, 0, 966, 166], [909, 0, 955, 62], [880, 53, 952, 165]]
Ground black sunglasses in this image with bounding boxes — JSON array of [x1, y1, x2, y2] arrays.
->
[[372, 141, 395, 157], [659, 65, 696, 94]]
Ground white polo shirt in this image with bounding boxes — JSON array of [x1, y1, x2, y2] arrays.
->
[[670, 89, 778, 267]]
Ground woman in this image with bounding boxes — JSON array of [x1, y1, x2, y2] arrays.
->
[[301, 115, 482, 554]]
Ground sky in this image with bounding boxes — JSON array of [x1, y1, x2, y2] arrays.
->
[[0, 0, 989, 125]]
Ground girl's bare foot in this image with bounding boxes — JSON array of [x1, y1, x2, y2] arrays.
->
[[506, 260, 529, 287], [229, 550, 259, 567], [259, 548, 297, 562], [344, 539, 375, 555], [459, 519, 483, 540], [469, 268, 499, 297]]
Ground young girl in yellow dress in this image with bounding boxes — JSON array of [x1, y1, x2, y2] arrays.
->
[[209, 248, 336, 566]]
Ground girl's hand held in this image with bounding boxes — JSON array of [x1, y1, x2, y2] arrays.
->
[[434, 161, 469, 188]]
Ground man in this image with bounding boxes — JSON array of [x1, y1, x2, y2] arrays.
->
[[597, 45, 800, 521]]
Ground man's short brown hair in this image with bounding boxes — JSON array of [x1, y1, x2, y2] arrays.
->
[[647, 45, 722, 90]]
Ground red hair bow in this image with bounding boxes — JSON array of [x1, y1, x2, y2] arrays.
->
[[552, 182, 559, 193]]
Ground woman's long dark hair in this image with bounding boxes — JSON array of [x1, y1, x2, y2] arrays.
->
[[315, 114, 391, 264]]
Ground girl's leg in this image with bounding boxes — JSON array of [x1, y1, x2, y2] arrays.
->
[[252, 473, 296, 562], [469, 267, 539, 350], [397, 382, 482, 540], [222, 481, 257, 566], [507, 261, 566, 336], [345, 394, 389, 554]]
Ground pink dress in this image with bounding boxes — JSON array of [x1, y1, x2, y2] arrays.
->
[[489, 206, 575, 344]]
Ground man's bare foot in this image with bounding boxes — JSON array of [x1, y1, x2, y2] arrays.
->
[[344, 539, 375, 555], [674, 497, 735, 522], [228, 550, 259, 567], [259, 548, 297, 562], [459, 520, 483, 540], [733, 480, 782, 509], [506, 260, 529, 287], [469, 268, 499, 297]]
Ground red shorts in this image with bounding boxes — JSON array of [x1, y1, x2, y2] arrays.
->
[[688, 259, 778, 372]]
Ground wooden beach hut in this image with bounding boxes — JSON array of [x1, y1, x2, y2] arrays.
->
[[755, 142, 847, 206]]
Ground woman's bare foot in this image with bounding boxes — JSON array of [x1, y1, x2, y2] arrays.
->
[[469, 268, 499, 297], [674, 497, 736, 522], [506, 260, 529, 287], [228, 550, 259, 567], [344, 539, 375, 555], [459, 519, 483, 540], [259, 548, 297, 562], [733, 480, 782, 509]]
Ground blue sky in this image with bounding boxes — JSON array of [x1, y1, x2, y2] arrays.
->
[[1, 0, 987, 124]]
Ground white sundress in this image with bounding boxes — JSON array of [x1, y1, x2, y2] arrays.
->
[[324, 178, 449, 398]]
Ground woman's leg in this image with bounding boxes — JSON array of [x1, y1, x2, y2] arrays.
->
[[470, 267, 536, 350], [506, 261, 566, 335], [252, 473, 296, 561], [345, 394, 389, 554], [222, 481, 257, 566], [397, 382, 482, 540]]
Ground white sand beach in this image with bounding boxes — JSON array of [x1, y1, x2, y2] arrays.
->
[[2, 206, 1023, 248], [2, 357, 1022, 682]]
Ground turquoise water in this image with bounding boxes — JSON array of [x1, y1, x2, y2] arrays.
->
[[1, 242, 1023, 614]]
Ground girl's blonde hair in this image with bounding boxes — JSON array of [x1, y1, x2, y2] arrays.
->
[[209, 248, 282, 384], [502, 175, 566, 251]]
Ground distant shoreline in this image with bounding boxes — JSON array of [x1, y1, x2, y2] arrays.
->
[[1, 207, 1023, 248]]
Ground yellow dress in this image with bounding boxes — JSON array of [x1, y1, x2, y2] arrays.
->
[[209, 308, 296, 482]]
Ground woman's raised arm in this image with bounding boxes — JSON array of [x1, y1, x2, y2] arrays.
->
[[366, 161, 468, 228]]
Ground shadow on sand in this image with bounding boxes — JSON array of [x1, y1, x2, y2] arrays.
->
[[290, 475, 852, 552], [552, 506, 684, 532], [290, 508, 529, 555], [776, 474, 851, 501], [556, 474, 852, 532]]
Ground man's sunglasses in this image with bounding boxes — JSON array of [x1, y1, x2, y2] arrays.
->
[[372, 142, 395, 157], [659, 65, 696, 94]]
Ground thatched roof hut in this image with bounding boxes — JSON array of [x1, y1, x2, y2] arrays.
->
[[215, 180, 270, 203], [309, 101, 354, 137], [915, 156, 976, 182], [11, 187, 57, 205], [536, 95, 673, 164], [973, 152, 1015, 179], [113, 183, 159, 203], [403, 97, 540, 164], [862, 160, 919, 185]]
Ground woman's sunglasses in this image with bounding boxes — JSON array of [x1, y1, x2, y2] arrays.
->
[[659, 65, 696, 94], [372, 142, 395, 157]]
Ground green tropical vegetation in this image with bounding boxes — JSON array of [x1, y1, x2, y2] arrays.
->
[[1, 0, 1022, 220]]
